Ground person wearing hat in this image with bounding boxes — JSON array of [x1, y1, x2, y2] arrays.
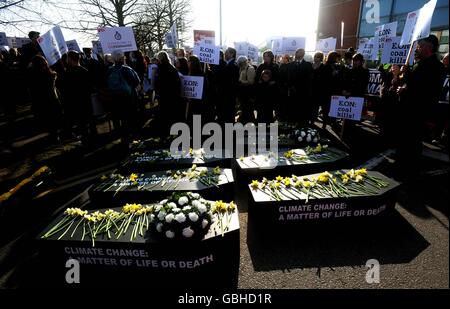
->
[[21, 30, 43, 69], [396, 35, 446, 179]]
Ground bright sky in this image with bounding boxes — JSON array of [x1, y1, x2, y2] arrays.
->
[[2, 0, 320, 51], [189, 0, 320, 50]]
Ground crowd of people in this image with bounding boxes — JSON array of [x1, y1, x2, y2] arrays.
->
[[0, 31, 448, 177]]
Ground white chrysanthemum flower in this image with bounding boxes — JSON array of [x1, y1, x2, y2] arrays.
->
[[182, 227, 194, 238], [156, 223, 164, 232], [159, 199, 168, 205], [175, 213, 186, 223], [167, 202, 177, 209], [298, 136, 303, 142], [165, 230, 175, 239], [313, 138, 318, 143], [173, 208, 181, 213], [183, 206, 192, 212], [202, 219, 209, 229], [178, 196, 189, 206], [188, 212, 199, 222], [157, 211, 166, 221], [192, 193, 200, 199], [149, 214, 155, 221], [165, 213, 175, 223], [197, 204, 207, 214], [306, 135, 312, 143], [199, 198, 206, 204], [191, 200, 201, 208], [300, 131, 306, 137], [155, 205, 163, 212]]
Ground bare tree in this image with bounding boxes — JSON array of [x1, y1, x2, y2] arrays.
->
[[134, 0, 191, 52]]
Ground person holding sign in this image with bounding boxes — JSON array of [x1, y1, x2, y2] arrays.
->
[[237, 56, 256, 124], [27, 55, 63, 142], [217, 47, 239, 124], [155, 51, 182, 131], [106, 50, 141, 145], [21, 31, 43, 70], [186, 55, 208, 126], [396, 35, 446, 179], [342, 53, 370, 98]]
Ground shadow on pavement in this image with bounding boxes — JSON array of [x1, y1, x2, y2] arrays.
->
[[247, 210, 429, 272]]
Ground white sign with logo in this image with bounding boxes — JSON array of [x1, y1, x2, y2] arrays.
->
[[37, 26, 68, 66], [381, 37, 416, 65], [281, 37, 306, 55], [193, 43, 220, 65], [181, 75, 204, 100], [235, 42, 249, 57], [329, 96, 365, 121], [98, 27, 137, 54], [0, 32, 8, 46], [401, 0, 437, 45], [271, 38, 283, 55], [357, 37, 379, 61], [165, 22, 178, 49], [316, 37, 337, 54], [374, 21, 397, 50], [66, 40, 81, 52]]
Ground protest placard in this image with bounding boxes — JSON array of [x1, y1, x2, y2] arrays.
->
[[181, 76, 204, 100], [37, 26, 68, 66], [98, 27, 137, 54], [374, 21, 397, 50], [367, 69, 382, 96], [281, 37, 306, 55], [194, 30, 216, 46], [0, 32, 8, 46], [357, 37, 379, 61], [329, 96, 365, 121], [401, 0, 437, 45], [193, 43, 220, 65], [316, 37, 337, 54], [66, 40, 81, 52], [381, 37, 416, 65], [165, 22, 178, 48]]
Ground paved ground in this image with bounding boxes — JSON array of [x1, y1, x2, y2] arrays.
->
[[0, 107, 448, 289]]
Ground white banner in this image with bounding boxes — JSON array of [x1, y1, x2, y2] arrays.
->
[[165, 22, 178, 49], [92, 40, 103, 55], [271, 38, 283, 55], [193, 43, 220, 65], [375, 21, 397, 50], [381, 37, 416, 65], [181, 75, 204, 99], [66, 40, 81, 52], [37, 26, 68, 66], [0, 32, 8, 46], [329, 96, 364, 121], [401, 0, 437, 45], [357, 37, 379, 61], [316, 37, 337, 54], [98, 27, 137, 54], [247, 44, 259, 62], [281, 37, 306, 55], [234, 42, 259, 62], [15, 37, 31, 48]]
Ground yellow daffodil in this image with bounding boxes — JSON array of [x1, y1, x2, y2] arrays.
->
[[317, 172, 332, 184], [284, 150, 293, 159], [341, 174, 350, 184], [274, 182, 281, 190], [239, 156, 245, 162], [303, 181, 312, 188], [213, 166, 221, 175], [283, 177, 291, 188], [294, 180, 302, 188], [355, 168, 368, 177], [191, 164, 197, 171], [214, 200, 227, 214], [101, 175, 108, 181], [250, 180, 260, 190], [129, 173, 138, 182], [275, 176, 283, 182], [228, 201, 237, 212], [355, 175, 364, 183]]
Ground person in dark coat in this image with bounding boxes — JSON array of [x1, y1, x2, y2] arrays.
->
[[217, 47, 239, 124], [311, 52, 326, 123], [154, 51, 182, 132], [285, 48, 313, 124], [342, 53, 369, 98], [63, 51, 96, 144], [320, 51, 343, 128], [396, 35, 446, 179], [27, 55, 63, 142], [21, 31, 43, 69], [256, 70, 277, 125], [256, 50, 279, 84], [186, 55, 209, 126]]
